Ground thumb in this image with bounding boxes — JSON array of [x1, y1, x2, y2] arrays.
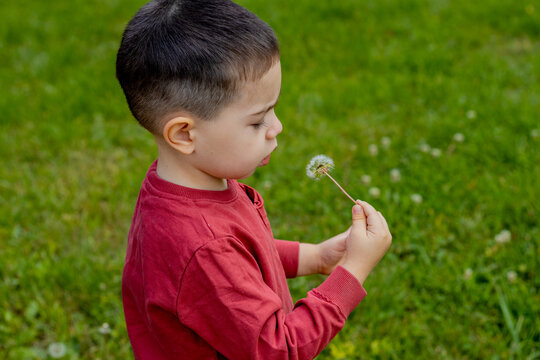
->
[[351, 202, 366, 229]]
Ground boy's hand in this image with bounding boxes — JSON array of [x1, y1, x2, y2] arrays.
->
[[316, 228, 350, 275], [341, 201, 392, 284]]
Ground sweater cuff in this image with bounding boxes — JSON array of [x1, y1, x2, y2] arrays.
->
[[274, 239, 300, 278], [311, 266, 367, 317]]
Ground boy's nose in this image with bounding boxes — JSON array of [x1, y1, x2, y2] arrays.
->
[[266, 113, 282, 140]]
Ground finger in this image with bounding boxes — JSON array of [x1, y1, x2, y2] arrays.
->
[[378, 211, 390, 233], [351, 203, 366, 230], [360, 201, 384, 231]]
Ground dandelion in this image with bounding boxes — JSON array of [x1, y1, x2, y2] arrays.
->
[[419, 143, 431, 153], [306, 155, 334, 180], [361, 175, 372, 185], [48, 342, 67, 359], [431, 148, 442, 158], [531, 129, 539, 139], [466, 110, 476, 119], [390, 168, 401, 182], [368, 144, 378, 156], [368, 187, 381, 198], [453, 133, 465, 142], [306, 155, 357, 204], [381, 136, 391, 148], [506, 271, 517, 283], [410, 193, 423, 204], [99, 322, 111, 335], [495, 229, 511, 244], [464, 268, 473, 280]]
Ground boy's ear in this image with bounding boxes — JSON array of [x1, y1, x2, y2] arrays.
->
[[162, 116, 196, 154]]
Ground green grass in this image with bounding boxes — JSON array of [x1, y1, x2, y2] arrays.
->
[[1, 0, 539, 358]]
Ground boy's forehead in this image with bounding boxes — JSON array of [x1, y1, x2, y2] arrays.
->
[[236, 62, 282, 110]]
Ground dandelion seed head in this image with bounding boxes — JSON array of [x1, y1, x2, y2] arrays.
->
[[381, 137, 391, 148], [48, 342, 67, 359], [531, 129, 539, 139], [463, 268, 473, 280], [410, 193, 423, 204], [368, 144, 378, 156], [306, 155, 334, 180]]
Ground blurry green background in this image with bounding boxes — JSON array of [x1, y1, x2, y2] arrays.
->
[[1, 0, 539, 358]]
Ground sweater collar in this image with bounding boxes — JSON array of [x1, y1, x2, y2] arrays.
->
[[145, 160, 238, 202]]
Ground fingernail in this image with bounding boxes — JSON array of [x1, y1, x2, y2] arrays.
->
[[353, 205, 362, 213]]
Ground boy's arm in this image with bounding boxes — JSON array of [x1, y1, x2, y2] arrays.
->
[[276, 229, 349, 277], [177, 236, 367, 360], [177, 202, 390, 360], [274, 239, 300, 278]]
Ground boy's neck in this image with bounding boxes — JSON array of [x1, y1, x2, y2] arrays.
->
[[155, 144, 228, 191]]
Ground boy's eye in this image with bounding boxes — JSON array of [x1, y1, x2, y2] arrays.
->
[[251, 120, 267, 129]]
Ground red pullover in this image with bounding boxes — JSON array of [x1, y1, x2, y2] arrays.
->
[[122, 161, 367, 359]]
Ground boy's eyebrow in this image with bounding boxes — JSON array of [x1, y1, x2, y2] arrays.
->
[[249, 90, 281, 116]]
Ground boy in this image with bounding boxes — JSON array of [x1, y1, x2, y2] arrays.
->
[[116, 0, 392, 358]]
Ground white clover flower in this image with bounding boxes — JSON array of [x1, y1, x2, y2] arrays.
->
[[48, 342, 67, 359], [410, 193, 423, 204], [262, 180, 273, 190], [466, 110, 476, 119], [361, 174, 372, 185], [463, 268, 473, 280], [390, 168, 401, 182], [381, 136, 391, 149], [495, 229, 511, 244], [431, 148, 442, 158], [419, 143, 431, 153], [99, 322, 111, 335], [531, 129, 539, 139], [306, 155, 334, 180], [506, 271, 517, 283], [368, 187, 381, 198], [368, 144, 378, 156], [453, 133, 465, 142]]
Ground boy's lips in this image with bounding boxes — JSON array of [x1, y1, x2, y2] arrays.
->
[[260, 147, 277, 166], [260, 154, 271, 166]]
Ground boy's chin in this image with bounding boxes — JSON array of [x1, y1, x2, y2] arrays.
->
[[232, 167, 258, 180]]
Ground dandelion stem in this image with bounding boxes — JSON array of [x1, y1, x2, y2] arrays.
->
[[321, 169, 359, 205]]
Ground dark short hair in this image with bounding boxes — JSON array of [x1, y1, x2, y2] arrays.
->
[[116, 0, 280, 134]]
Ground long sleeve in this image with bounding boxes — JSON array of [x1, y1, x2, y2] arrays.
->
[[177, 237, 366, 360], [274, 239, 300, 278]]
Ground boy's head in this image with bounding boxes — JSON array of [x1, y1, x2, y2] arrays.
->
[[116, 0, 280, 135]]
